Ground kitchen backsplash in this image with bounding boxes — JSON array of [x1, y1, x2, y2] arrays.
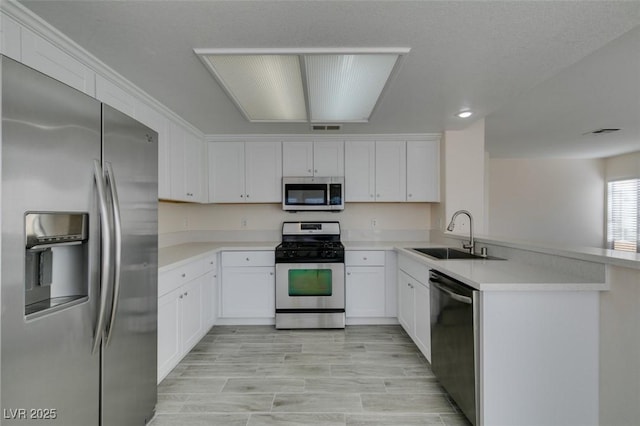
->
[[159, 201, 432, 247]]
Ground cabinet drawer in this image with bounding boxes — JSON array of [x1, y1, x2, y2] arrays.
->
[[159, 258, 208, 296], [346, 251, 385, 266], [398, 254, 430, 284], [221, 251, 274, 267]]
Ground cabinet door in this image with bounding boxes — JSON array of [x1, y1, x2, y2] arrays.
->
[[184, 130, 204, 202], [282, 141, 314, 176], [21, 27, 95, 96], [180, 278, 204, 352], [169, 123, 188, 201], [375, 141, 406, 202], [95, 75, 135, 117], [208, 141, 245, 202], [346, 266, 386, 317], [245, 141, 282, 202], [345, 140, 375, 202], [407, 140, 440, 202], [397, 270, 415, 336], [158, 288, 182, 382], [414, 281, 431, 362], [135, 102, 171, 199], [221, 267, 275, 318], [201, 271, 215, 330], [314, 140, 344, 176]]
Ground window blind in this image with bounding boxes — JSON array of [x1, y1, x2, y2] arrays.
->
[[607, 178, 639, 253]]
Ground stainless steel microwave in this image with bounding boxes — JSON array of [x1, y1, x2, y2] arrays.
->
[[282, 177, 344, 211]]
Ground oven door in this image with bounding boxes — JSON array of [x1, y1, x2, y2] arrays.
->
[[276, 263, 345, 310]]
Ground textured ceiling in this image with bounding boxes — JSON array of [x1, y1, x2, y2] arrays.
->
[[19, 0, 640, 158]]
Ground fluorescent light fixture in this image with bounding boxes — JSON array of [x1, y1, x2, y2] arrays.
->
[[305, 54, 400, 122], [199, 55, 307, 122], [456, 110, 473, 118], [195, 48, 409, 123]]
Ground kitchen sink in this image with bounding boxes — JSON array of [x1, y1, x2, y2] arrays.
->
[[409, 247, 505, 260]]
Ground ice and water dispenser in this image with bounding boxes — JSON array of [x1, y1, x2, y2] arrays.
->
[[24, 212, 89, 317]]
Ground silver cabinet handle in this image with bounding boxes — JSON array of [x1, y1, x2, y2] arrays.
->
[[308, 169, 312, 173], [184, 292, 188, 296], [179, 294, 183, 299], [92, 160, 112, 354], [246, 194, 250, 198], [363, 257, 367, 260], [314, 169, 318, 173], [246, 257, 250, 261], [182, 273, 186, 278], [408, 193, 412, 197], [105, 162, 123, 347], [270, 272, 274, 276], [240, 194, 244, 198], [347, 272, 351, 276]]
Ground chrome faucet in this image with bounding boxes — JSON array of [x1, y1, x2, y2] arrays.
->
[[447, 210, 474, 253]]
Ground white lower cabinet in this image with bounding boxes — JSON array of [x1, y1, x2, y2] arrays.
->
[[345, 251, 387, 319], [220, 251, 275, 321], [157, 253, 217, 382], [346, 266, 386, 317], [397, 254, 431, 362]]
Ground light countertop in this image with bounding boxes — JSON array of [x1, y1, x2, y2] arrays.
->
[[159, 241, 608, 292], [394, 247, 608, 292]]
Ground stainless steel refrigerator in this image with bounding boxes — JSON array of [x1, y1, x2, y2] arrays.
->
[[1, 55, 158, 425]]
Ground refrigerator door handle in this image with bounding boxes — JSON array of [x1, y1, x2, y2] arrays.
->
[[92, 159, 113, 354], [104, 162, 122, 347]]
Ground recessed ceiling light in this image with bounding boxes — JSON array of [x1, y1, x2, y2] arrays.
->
[[456, 111, 473, 118]]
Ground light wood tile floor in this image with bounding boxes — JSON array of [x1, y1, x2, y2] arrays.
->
[[150, 325, 472, 426]]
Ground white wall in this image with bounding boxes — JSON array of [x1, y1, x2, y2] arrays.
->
[[605, 151, 640, 181], [488, 158, 605, 248], [439, 119, 487, 235]]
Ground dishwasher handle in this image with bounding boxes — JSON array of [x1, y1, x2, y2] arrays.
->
[[430, 273, 473, 305]]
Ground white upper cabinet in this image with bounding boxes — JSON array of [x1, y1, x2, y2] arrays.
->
[[314, 140, 344, 176], [208, 141, 282, 203], [170, 123, 204, 202], [407, 139, 440, 202], [21, 27, 95, 96], [244, 142, 282, 202], [95, 75, 135, 117], [375, 140, 407, 202], [283, 140, 344, 177], [282, 141, 314, 176], [346, 138, 440, 203], [208, 141, 245, 203], [134, 101, 171, 199], [345, 140, 376, 202]]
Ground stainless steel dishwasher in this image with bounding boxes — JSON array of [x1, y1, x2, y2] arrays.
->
[[430, 270, 480, 426]]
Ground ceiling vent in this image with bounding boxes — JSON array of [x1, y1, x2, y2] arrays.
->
[[589, 128, 621, 134], [312, 124, 341, 131]]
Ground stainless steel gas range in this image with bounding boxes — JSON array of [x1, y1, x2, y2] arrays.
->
[[275, 221, 345, 329]]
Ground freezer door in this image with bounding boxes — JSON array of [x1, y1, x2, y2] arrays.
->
[[101, 105, 158, 425], [1, 56, 102, 425]]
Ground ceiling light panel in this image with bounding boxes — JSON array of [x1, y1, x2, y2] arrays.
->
[[203, 55, 307, 121], [304, 54, 399, 122]]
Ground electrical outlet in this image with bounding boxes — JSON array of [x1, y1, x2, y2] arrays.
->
[[371, 218, 377, 229], [241, 217, 247, 228]]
